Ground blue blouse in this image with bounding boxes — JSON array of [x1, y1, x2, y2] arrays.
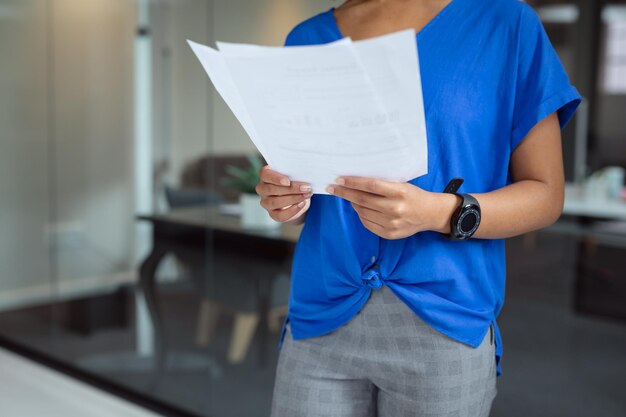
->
[[277, 0, 581, 376]]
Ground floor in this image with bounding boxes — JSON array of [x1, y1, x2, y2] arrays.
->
[[0, 347, 163, 417], [0, 232, 625, 417]]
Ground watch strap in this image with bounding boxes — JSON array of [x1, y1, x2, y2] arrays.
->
[[440, 178, 481, 241], [460, 192, 479, 209], [443, 177, 464, 194]]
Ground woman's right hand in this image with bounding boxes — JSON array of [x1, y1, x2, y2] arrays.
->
[[256, 165, 312, 223]]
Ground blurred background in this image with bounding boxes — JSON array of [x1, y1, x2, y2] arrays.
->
[[0, 0, 624, 416]]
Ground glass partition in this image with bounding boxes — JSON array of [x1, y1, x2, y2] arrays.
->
[[0, 1, 624, 417], [0, 1, 335, 415]]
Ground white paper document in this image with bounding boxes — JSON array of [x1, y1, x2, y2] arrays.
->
[[188, 30, 428, 194]]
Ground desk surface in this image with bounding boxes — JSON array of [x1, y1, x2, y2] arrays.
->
[[138, 184, 626, 241], [138, 205, 303, 243], [564, 183, 626, 221]]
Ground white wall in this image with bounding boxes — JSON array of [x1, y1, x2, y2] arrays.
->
[[50, 0, 135, 280], [0, 0, 136, 309], [151, 0, 213, 188], [157, 0, 336, 185], [0, 0, 51, 294], [210, 0, 336, 155], [0, 0, 335, 308]]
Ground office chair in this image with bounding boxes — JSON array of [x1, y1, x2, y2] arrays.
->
[[165, 155, 290, 364]]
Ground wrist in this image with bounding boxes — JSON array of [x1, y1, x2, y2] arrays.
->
[[427, 192, 461, 234]]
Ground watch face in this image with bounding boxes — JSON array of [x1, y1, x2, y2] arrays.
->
[[457, 207, 480, 236]]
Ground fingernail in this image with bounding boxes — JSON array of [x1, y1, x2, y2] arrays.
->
[[280, 178, 290, 186], [300, 185, 312, 192], [335, 177, 345, 185], [297, 201, 305, 208], [327, 186, 335, 194]]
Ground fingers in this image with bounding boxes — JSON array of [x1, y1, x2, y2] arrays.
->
[[257, 165, 311, 196], [360, 217, 387, 236], [270, 198, 310, 222], [261, 192, 312, 210], [257, 181, 311, 197], [256, 165, 312, 222], [327, 185, 386, 212], [334, 176, 403, 197], [259, 165, 291, 186], [351, 203, 389, 227], [352, 203, 406, 240]]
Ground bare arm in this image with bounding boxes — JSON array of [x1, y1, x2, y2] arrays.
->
[[328, 112, 565, 240], [431, 112, 565, 238]]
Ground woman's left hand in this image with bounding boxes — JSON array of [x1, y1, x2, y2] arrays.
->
[[327, 176, 457, 239]]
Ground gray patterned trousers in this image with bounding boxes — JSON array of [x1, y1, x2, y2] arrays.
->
[[270, 285, 497, 417]]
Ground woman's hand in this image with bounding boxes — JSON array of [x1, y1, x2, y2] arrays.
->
[[327, 177, 458, 239], [256, 165, 313, 224]]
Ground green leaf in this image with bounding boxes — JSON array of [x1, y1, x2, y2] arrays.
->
[[247, 153, 263, 174], [225, 165, 250, 180], [221, 155, 264, 194]]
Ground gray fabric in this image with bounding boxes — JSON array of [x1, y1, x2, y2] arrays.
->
[[270, 285, 497, 417]]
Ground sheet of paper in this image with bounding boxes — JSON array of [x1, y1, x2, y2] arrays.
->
[[188, 37, 352, 167], [187, 40, 272, 164], [349, 30, 428, 176], [216, 37, 407, 183], [216, 37, 351, 53], [188, 32, 428, 194], [217, 31, 426, 170]]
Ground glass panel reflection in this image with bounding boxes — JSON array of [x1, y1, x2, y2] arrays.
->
[[0, 1, 624, 417]]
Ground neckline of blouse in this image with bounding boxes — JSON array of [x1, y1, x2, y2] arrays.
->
[[325, 0, 462, 41]]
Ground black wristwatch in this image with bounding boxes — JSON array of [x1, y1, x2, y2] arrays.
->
[[441, 178, 481, 241]]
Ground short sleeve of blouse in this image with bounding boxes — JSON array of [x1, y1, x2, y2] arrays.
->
[[284, 22, 312, 47], [511, 4, 582, 151]]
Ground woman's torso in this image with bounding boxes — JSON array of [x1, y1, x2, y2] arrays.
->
[[282, 0, 580, 378]]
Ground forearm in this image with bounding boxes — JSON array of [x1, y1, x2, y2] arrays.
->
[[428, 179, 564, 239]]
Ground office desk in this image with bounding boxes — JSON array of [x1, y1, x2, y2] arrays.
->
[[137, 206, 302, 374], [547, 184, 626, 320], [138, 188, 626, 371], [563, 183, 626, 221], [547, 183, 626, 246]]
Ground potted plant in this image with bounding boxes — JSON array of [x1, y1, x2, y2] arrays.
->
[[221, 154, 279, 229]]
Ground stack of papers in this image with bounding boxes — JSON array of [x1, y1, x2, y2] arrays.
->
[[188, 30, 428, 194]]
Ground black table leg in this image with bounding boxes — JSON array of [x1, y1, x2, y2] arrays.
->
[[138, 242, 168, 376], [572, 216, 588, 314], [257, 278, 271, 366]]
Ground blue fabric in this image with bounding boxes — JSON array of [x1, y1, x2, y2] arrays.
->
[[277, 0, 582, 377]]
